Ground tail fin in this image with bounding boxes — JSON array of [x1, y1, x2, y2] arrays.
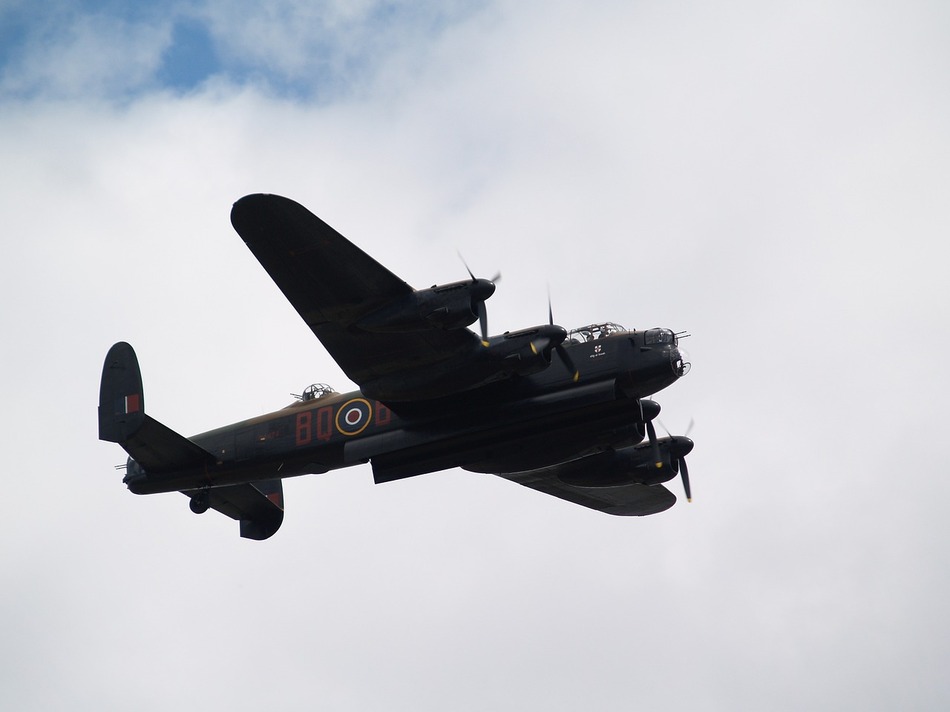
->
[[99, 342, 285, 540], [98, 342, 146, 443], [98, 342, 216, 471]]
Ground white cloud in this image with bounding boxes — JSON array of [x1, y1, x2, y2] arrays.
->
[[2, 1, 950, 710], [0, 1, 487, 99], [0, 10, 172, 98]]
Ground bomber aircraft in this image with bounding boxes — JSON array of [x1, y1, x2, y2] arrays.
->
[[99, 194, 693, 539]]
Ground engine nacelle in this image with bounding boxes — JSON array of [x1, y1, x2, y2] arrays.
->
[[356, 278, 495, 333], [358, 323, 566, 401], [482, 324, 564, 378], [549, 437, 693, 488]]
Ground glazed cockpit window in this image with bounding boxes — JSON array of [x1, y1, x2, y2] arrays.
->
[[644, 328, 674, 345]]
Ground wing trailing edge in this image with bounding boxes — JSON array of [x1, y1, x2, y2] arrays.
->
[[498, 474, 676, 516]]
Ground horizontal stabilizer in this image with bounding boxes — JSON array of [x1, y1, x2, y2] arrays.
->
[[123, 415, 218, 473], [185, 480, 284, 540]]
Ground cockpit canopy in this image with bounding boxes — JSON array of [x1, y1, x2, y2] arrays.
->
[[567, 322, 627, 343], [296, 383, 337, 401]]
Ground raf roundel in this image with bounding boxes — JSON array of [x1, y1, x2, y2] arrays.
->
[[335, 398, 373, 436]]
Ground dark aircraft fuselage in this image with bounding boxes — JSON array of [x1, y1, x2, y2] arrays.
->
[[123, 327, 686, 496]]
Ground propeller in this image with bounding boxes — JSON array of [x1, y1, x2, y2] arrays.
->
[[658, 418, 695, 502], [459, 253, 499, 346], [658, 417, 694, 439], [646, 419, 662, 469], [679, 417, 694, 501], [547, 293, 580, 382], [679, 456, 692, 502], [476, 300, 490, 346]]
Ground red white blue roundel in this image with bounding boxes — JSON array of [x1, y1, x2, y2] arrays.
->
[[335, 398, 372, 436]]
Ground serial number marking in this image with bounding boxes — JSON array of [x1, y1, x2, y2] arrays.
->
[[294, 399, 385, 445], [295, 406, 334, 446]]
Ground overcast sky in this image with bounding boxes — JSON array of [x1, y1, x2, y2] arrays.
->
[[2, 1, 949, 709]]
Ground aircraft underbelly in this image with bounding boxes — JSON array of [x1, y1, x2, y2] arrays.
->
[[368, 395, 643, 482], [460, 417, 643, 474]]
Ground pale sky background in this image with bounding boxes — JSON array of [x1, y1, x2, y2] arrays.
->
[[2, 1, 949, 709]]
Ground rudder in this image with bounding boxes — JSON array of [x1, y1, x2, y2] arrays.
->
[[99, 342, 146, 443]]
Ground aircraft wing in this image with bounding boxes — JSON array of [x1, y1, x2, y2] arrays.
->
[[496, 471, 677, 516], [231, 194, 477, 397]]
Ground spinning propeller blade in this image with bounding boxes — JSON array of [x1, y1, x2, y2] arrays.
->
[[547, 293, 580, 382], [659, 419, 695, 502], [477, 300, 489, 346], [530, 336, 551, 355], [646, 420, 662, 469], [679, 456, 692, 502], [459, 253, 499, 346]]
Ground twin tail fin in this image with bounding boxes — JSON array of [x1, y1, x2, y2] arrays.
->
[[98, 342, 284, 540]]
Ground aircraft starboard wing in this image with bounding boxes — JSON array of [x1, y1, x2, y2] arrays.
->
[[231, 194, 477, 395]]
